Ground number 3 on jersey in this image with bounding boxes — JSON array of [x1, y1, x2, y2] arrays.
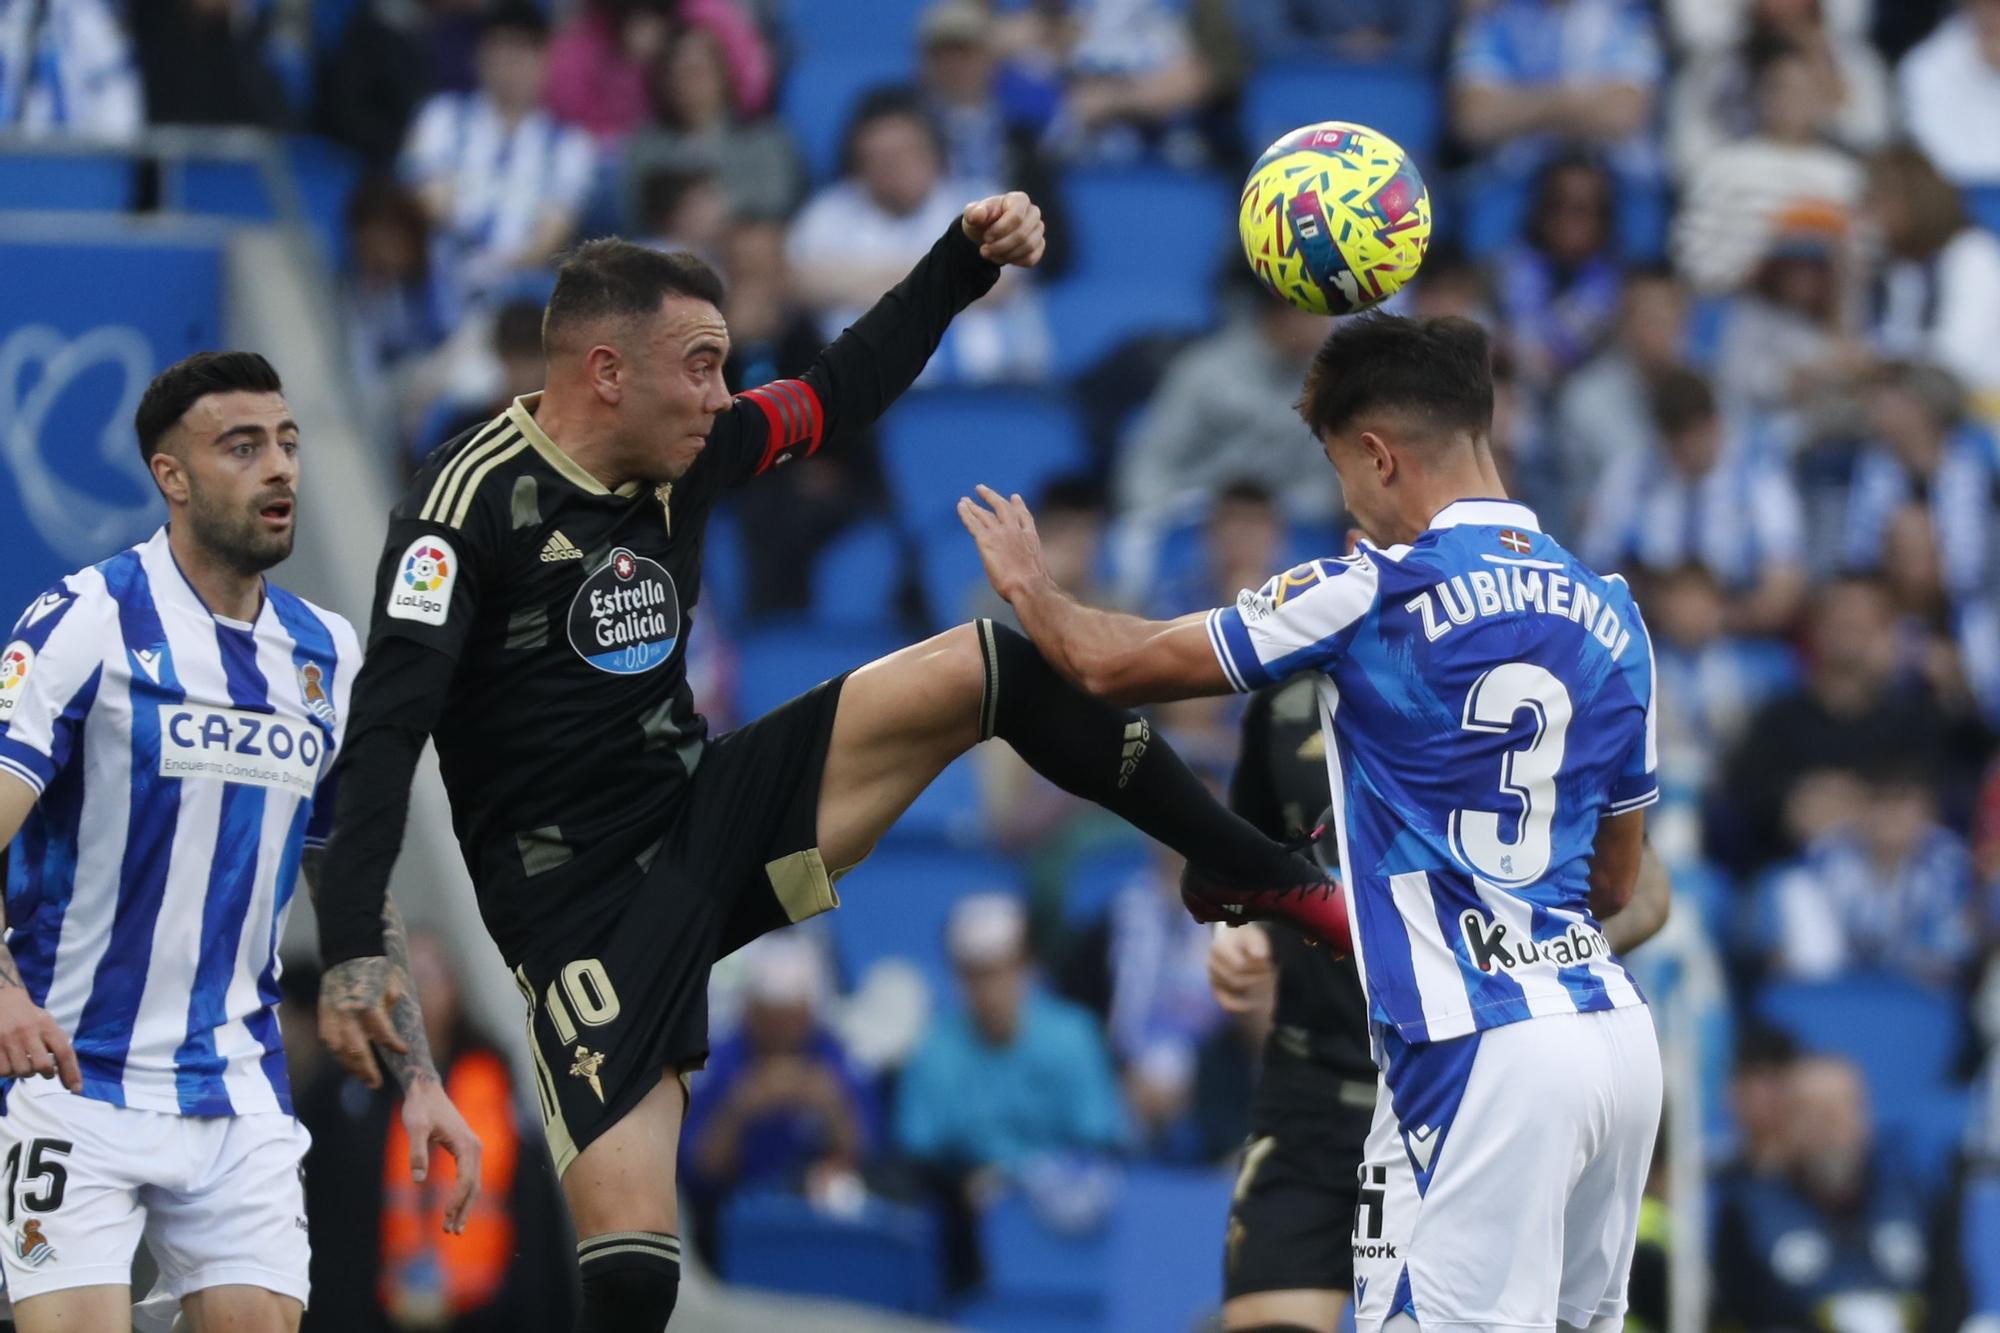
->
[[1449, 662, 1573, 886]]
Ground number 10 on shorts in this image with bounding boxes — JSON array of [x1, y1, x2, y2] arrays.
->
[[543, 958, 622, 1044]]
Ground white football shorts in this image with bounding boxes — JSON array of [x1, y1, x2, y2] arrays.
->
[[0, 1081, 311, 1309], [1353, 1005, 1662, 1333]]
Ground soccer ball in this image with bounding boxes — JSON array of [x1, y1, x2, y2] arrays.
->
[[1238, 121, 1432, 316]]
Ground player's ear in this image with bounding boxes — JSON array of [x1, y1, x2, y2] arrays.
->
[[1359, 430, 1395, 483], [149, 442, 191, 506], [585, 344, 623, 405]]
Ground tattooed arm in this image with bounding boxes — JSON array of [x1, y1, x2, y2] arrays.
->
[[302, 846, 483, 1232], [0, 774, 81, 1091]]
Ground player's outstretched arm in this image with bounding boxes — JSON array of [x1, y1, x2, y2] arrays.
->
[[722, 194, 1043, 481], [959, 484, 1231, 704], [0, 775, 82, 1094]]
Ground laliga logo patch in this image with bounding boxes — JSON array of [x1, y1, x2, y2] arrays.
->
[[387, 535, 457, 626], [0, 641, 33, 722], [568, 546, 679, 675]]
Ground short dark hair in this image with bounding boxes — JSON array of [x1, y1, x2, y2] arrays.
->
[[839, 87, 943, 178], [1295, 314, 1494, 443], [134, 351, 283, 464], [1038, 473, 1107, 516], [1646, 365, 1717, 437], [1216, 477, 1276, 509], [494, 300, 548, 360], [542, 239, 727, 354]]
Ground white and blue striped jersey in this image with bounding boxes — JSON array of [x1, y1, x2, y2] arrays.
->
[[0, 528, 357, 1116], [1206, 500, 1656, 1046]]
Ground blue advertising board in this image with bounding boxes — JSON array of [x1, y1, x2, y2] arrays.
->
[[0, 235, 224, 621]]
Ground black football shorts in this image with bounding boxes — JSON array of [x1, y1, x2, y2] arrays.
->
[[511, 675, 848, 1176], [1224, 1050, 1377, 1301]]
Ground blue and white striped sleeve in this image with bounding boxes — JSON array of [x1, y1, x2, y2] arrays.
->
[[1606, 598, 1660, 816], [1204, 554, 1382, 694], [0, 578, 107, 797]]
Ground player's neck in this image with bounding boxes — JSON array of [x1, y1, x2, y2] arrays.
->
[[1388, 470, 1510, 547], [167, 524, 265, 625], [531, 391, 631, 491]]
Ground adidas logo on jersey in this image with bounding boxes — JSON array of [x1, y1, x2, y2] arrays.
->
[[541, 531, 584, 563], [1117, 718, 1150, 789]]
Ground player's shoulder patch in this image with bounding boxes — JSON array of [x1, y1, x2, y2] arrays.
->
[[0, 640, 36, 722], [386, 534, 459, 626], [1256, 553, 1374, 608]]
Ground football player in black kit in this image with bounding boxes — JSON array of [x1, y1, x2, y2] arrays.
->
[[1210, 676, 1673, 1333], [308, 190, 1349, 1333]]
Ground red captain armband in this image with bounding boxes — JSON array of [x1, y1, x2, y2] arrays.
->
[[740, 379, 826, 475]]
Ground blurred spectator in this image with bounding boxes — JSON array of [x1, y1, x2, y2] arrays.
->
[[1583, 366, 1807, 635], [1712, 576, 1957, 875], [787, 89, 1048, 385], [1552, 267, 1687, 528], [1036, 0, 1221, 167], [916, 1, 1070, 274], [896, 894, 1127, 1175], [1148, 479, 1287, 619], [1100, 845, 1223, 1160], [622, 22, 802, 225], [1651, 564, 1801, 806], [132, 0, 292, 130], [1710, 209, 1863, 428], [1672, 40, 1864, 294], [635, 164, 732, 266], [1897, 0, 2000, 187], [400, 6, 596, 321], [1769, 771, 1978, 986], [1235, 0, 1452, 67], [1863, 145, 2000, 419], [683, 935, 880, 1233], [1668, 0, 1890, 180], [0, 0, 140, 142], [1494, 153, 1625, 389], [1450, 0, 1664, 183], [343, 177, 449, 401], [547, 0, 772, 145], [1666, 0, 1873, 53], [1722, 1026, 1801, 1176], [1713, 1056, 1934, 1330], [300, 930, 576, 1332], [1113, 284, 1337, 549], [409, 299, 547, 466], [314, 0, 442, 166]]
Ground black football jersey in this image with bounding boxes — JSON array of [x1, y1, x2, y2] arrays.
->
[[330, 221, 1002, 964], [1230, 674, 1374, 1080]]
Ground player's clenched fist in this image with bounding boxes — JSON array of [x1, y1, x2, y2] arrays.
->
[[961, 191, 1046, 269], [1207, 922, 1277, 1017], [0, 974, 82, 1092]]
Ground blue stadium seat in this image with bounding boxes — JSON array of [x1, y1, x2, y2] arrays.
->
[[955, 1292, 1101, 1333], [0, 152, 134, 211], [283, 136, 364, 270], [734, 621, 906, 719], [913, 515, 992, 629], [1061, 167, 1234, 282], [1060, 839, 1151, 926], [1965, 185, 2000, 238], [781, 0, 932, 56], [1756, 972, 1967, 1121], [163, 159, 277, 222], [1241, 61, 1443, 166], [720, 1190, 942, 1314], [1040, 274, 1220, 373], [1878, 1085, 1974, 1202], [879, 390, 1087, 529], [781, 49, 917, 184], [829, 848, 1022, 999], [977, 1188, 1107, 1312], [702, 503, 748, 618], [1963, 1174, 2000, 1313], [810, 518, 906, 626], [1452, 167, 1668, 262], [1105, 1168, 1232, 1333]]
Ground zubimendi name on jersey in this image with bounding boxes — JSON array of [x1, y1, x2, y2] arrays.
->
[[1404, 565, 1636, 661]]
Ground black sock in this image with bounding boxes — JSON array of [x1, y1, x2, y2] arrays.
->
[[577, 1231, 681, 1331], [977, 621, 1315, 887]]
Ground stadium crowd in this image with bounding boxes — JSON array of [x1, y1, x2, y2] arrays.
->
[[8, 0, 2000, 1327]]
